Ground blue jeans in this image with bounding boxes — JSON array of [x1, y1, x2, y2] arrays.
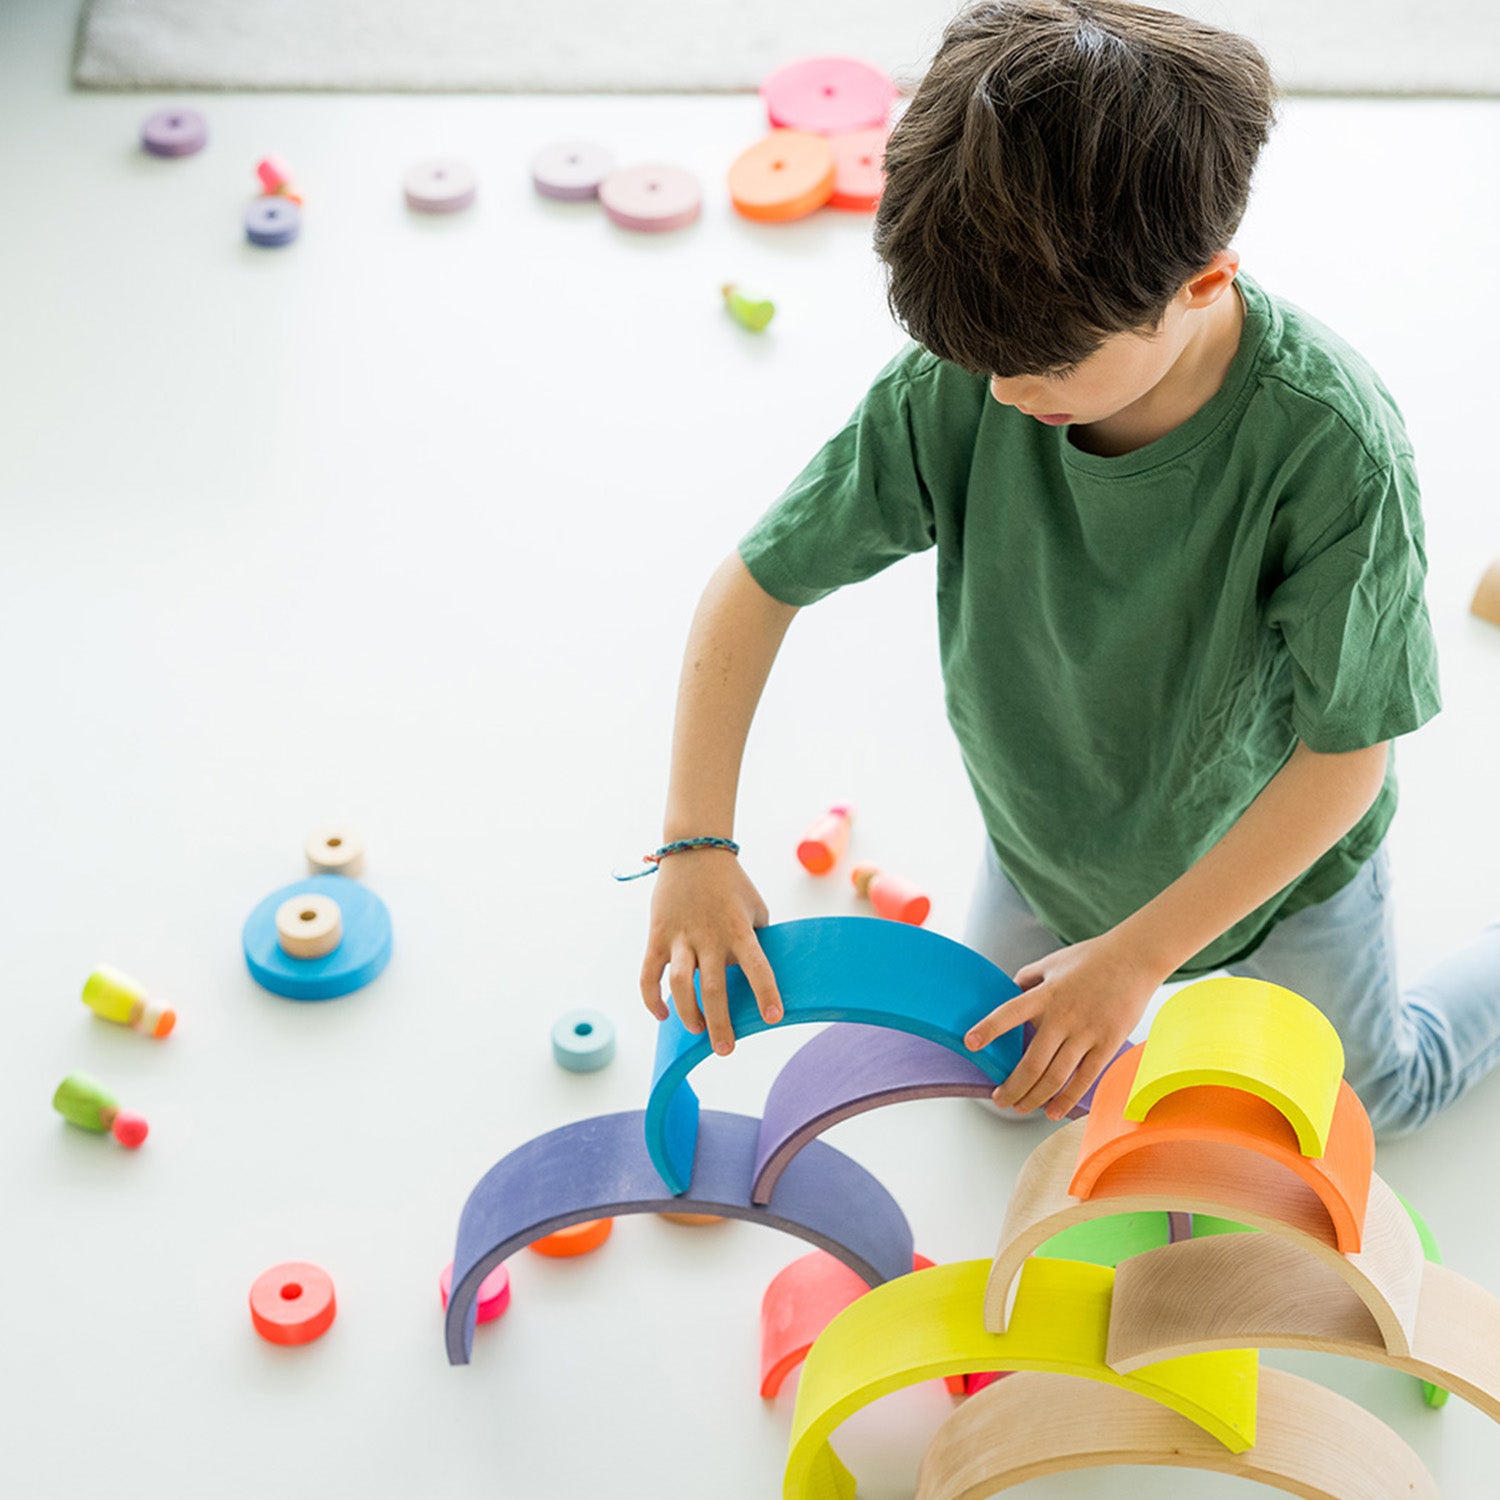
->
[[962, 838, 1500, 1137]]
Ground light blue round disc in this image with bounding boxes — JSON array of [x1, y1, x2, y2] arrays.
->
[[552, 1009, 616, 1072], [243, 874, 392, 1000]]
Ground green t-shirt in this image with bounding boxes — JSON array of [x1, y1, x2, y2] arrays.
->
[[739, 275, 1441, 977]]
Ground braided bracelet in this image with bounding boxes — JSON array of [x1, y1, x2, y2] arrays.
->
[[613, 836, 741, 881]]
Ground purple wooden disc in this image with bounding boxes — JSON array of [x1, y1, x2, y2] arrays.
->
[[531, 140, 616, 201], [141, 108, 208, 158], [403, 159, 477, 213], [598, 163, 702, 233], [245, 197, 301, 247]]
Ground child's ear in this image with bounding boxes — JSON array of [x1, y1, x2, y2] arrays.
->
[[1184, 249, 1241, 308]]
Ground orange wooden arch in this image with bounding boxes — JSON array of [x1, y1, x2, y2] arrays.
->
[[1070, 1045, 1374, 1254]]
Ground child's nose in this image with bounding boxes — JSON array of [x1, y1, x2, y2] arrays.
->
[[989, 375, 1036, 407]]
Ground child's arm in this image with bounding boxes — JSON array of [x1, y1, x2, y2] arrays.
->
[[966, 739, 1391, 1117], [638, 552, 800, 1055]]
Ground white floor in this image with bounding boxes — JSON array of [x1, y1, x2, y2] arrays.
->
[[5, 1, 1500, 1496]]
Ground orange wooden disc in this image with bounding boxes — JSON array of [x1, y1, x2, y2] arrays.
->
[[658, 1212, 726, 1227], [728, 130, 835, 223], [250, 1261, 337, 1346], [828, 128, 888, 212], [529, 1217, 614, 1257]]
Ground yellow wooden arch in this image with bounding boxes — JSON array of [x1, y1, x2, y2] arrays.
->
[[783, 1257, 1258, 1500], [1125, 977, 1345, 1157]]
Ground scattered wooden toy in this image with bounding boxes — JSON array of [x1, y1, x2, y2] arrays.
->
[[531, 140, 616, 201], [140, 108, 207, 158], [403, 160, 477, 213], [722, 283, 775, 333], [275, 893, 343, 959], [249, 1262, 336, 1346], [851, 862, 930, 925], [529, 1218, 614, 1257], [81, 964, 175, 1037], [1472, 557, 1500, 626], [598, 163, 702, 232], [828, 127, 888, 212], [52, 1072, 149, 1147], [245, 197, 300, 248], [440, 1261, 510, 1324], [760, 56, 898, 136], [305, 826, 365, 878], [796, 803, 853, 874], [659, 1212, 726, 1226], [551, 1009, 616, 1072], [256, 155, 297, 197], [729, 130, 835, 222], [243, 873, 391, 1000]]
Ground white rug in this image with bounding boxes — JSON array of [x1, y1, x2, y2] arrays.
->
[[73, 0, 1500, 95]]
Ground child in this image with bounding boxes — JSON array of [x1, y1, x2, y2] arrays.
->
[[637, 0, 1500, 1136]]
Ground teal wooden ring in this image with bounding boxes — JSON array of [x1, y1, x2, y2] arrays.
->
[[645, 916, 1023, 1195], [243, 874, 392, 1000], [552, 1010, 616, 1072]]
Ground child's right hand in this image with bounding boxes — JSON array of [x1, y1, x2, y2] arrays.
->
[[638, 851, 783, 1056]]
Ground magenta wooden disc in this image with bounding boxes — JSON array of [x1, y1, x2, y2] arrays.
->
[[598, 163, 702, 233], [828, 128, 889, 211], [761, 56, 898, 136], [403, 159, 476, 213], [531, 140, 616, 201]]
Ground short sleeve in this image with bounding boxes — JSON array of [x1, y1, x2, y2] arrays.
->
[[738, 349, 944, 607], [1265, 452, 1441, 751]]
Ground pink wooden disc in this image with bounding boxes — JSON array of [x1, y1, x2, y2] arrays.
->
[[440, 1260, 511, 1324], [761, 56, 898, 136], [404, 159, 477, 213], [531, 140, 616, 201], [598, 163, 702, 233], [828, 128, 889, 211]]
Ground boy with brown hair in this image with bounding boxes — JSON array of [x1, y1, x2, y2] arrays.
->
[[638, 0, 1500, 1134]]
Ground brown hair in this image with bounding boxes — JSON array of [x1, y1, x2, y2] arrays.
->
[[873, 0, 1277, 377]]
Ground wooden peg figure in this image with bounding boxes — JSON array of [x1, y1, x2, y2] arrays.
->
[[851, 862, 930, 926], [797, 804, 854, 874], [52, 1072, 149, 1147], [81, 965, 175, 1037]]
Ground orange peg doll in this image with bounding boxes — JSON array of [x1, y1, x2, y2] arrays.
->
[[851, 862, 930, 926], [797, 804, 854, 875]]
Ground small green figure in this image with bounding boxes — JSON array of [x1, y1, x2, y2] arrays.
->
[[722, 283, 775, 333]]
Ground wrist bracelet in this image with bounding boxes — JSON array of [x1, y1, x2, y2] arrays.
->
[[613, 836, 741, 881]]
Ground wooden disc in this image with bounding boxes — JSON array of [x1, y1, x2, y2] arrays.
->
[[598, 164, 702, 232], [276, 894, 343, 959], [761, 56, 896, 135], [531, 140, 615, 201], [659, 1212, 726, 1226], [306, 826, 365, 877], [828, 128, 888, 211], [729, 131, 835, 223]]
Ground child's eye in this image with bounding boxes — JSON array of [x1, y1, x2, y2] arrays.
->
[[1046, 364, 1079, 381]]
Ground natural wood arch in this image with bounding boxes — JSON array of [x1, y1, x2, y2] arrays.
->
[[1073, 1045, 1374, 1253], [984, 1122, 1422, 1357], [1125, 976, 1345, 1157], [914, 1368, 1437, 1500], [1104, 1235, 1500, 1420], [783, 1257, 1260, 1500]]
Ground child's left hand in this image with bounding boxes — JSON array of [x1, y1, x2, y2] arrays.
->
[[963, 933, 1165, 1120]]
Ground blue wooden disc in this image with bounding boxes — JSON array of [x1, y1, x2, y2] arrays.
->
[[552, 1010, 616, 1072], [243, 874, 392, 1000], [245, 197, 301, 247]]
